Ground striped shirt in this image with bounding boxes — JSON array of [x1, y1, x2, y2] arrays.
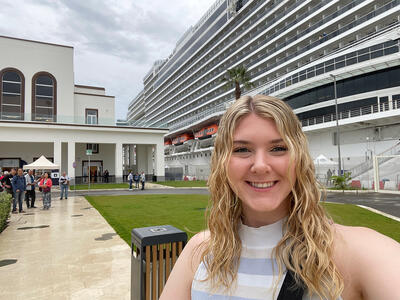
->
[[191, 218, 341, 300]]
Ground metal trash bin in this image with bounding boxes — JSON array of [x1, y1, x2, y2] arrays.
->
[[131, 225, 188, 300]]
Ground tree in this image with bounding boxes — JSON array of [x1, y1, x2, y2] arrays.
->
[[221, 65, 254, 100], [331, 172, 352, 189]]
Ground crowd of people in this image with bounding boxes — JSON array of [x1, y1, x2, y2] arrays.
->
[[0, 168, 70, 213], [127, 171, 146, 190]]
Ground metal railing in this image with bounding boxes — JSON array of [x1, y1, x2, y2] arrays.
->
[[0, 113, 168, 129], [149, 0, 397, 126], [349, 142, 400, 178]]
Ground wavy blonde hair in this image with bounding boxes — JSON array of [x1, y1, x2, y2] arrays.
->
[[202, 95, 343, 300]]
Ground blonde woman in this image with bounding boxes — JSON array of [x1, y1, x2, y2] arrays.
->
[[160, 95, 400, 300]]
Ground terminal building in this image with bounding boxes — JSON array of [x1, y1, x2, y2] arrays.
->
[[0, 35, 168, 183], [127, 0, 400, 189]]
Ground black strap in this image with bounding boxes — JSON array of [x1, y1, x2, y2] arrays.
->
[[277, 269, 304, 300]]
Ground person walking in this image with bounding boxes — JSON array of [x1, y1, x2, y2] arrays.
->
[[128, 171, 133, 190], [103, 169, 109, 183], [25, 169, 37, 208], [11, 168, 26, 213], [39, 172, 52, 210], [140, 171, 146, 190], [1, 169, 15, 196], [59, 171, 70, 200], [133, 173, 139, 189]]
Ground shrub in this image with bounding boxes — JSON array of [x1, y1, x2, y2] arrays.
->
[[331, 172, 352, 189], [0, 192, 12, 233]]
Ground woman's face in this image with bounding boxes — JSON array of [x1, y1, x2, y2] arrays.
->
[[44, 173, 48, 178], [227, 113, 296, 227]]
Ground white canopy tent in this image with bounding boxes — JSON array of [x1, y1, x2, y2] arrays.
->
[[313, 154, 336, 166], [23, 155, 59, 170]]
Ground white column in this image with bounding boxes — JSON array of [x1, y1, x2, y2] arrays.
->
[[54, 140, 62, 172], [115, 142, 123, 183], [154, 142, 165, 181], [67, 141, 75, 181]]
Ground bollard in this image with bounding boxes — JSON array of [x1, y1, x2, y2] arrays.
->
[[131, 225, 187, 300]]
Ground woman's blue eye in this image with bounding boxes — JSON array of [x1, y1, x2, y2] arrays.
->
[[271, 146, 288, 152], [233, 147, 249, 153]]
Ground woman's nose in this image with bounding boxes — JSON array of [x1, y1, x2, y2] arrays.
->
[[250, 151, 272, 174]]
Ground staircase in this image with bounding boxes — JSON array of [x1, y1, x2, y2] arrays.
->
[[349, 142, 400, 178]]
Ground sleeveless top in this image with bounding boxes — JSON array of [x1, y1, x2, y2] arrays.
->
[[191, 218, 342, 300]]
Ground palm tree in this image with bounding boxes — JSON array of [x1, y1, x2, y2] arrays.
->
[[221, 65, 254, 100]]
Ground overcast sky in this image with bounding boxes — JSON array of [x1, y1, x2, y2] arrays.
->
[[0, 0, 216, 120]]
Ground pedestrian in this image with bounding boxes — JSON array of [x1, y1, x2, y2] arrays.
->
[[59, 171, 70, 200], [128, 171, 133, 190], [11, 168, 26, 213], [39, 172, 52, 210], [1, 169, 15, 198], [25, 169, 37, 208], [134, 173, 139, 189], [160, 95, 400, 300], [140, 171, 145, 190], [103, 169, 109, 183]]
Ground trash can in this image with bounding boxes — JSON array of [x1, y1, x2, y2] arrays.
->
[[131, 225, 188, 300]]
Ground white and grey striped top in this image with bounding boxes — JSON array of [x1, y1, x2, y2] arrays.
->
[[191, 218, 341, 300]]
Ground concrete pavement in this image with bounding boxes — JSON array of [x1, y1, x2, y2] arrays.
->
[[0, 195, 131, 300]]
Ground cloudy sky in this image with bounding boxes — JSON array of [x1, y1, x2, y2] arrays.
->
[[0, 0, 216, 119]]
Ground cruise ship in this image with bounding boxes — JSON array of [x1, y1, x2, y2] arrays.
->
[[127, 0, 400, 190]]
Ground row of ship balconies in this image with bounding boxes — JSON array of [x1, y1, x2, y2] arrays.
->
[[144, 0, 394, 127], [143, 0, 376, 118]]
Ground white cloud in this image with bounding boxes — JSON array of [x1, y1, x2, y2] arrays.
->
[[0, 0, 217, 119]]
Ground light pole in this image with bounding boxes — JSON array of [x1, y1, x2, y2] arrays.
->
[[330, 74, 342, 175]]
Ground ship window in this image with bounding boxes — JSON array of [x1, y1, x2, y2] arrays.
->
[[371, 49, 383, 59]]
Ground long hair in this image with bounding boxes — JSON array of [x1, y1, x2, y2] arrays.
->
[[202, 95, 343, 300]]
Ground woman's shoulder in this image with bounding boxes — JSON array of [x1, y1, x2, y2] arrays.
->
[[332, 223, 400, 299], [159, 230, 210, 300]]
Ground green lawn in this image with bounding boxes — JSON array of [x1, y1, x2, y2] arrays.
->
[[156, 180, 208, 187], [70, 180, 208, 190], [71, 183, 129, 190], [86, 195, 400, 244]]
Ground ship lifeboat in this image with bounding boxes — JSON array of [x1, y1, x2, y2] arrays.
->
[[172, 133, 194, 145], [195, 124, 218, 139], [164, 140, 172, 146]]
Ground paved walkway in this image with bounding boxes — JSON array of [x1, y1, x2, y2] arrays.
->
[[0, 195, 131, 299]]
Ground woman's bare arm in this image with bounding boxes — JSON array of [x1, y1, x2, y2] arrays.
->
[[160, 231, 209, 300], [334, 225, 400, 300]]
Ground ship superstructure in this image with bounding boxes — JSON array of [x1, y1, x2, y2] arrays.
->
[[127, 0, 400, 188]]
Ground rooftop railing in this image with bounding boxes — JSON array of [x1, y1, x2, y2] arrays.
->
[[0, 113, 167, 129], [301, 99, 400, 127]]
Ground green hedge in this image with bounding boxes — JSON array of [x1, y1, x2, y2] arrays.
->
[[0, 192, 12, 233]]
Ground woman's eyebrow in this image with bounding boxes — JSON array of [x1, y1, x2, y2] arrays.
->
[[233, 138, 284, 144]]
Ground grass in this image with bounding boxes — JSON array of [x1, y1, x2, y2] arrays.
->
[[156, 180, 208, 187], [71, 183, 130, 190], [70, 180, 208, 190], [86, 195, 400, 244]]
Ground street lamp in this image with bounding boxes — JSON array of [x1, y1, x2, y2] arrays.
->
[[330, 74, 342, 175]]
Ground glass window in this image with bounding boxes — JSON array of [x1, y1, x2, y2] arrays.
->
[[32, 73, 56, 122], [86, 109, 98, 125], [86, 144, 99, 154], [1, 69, 24, 120]]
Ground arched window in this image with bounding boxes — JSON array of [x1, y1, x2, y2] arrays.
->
[[0, 68, 25, 120], [32, 72, 57, 122]]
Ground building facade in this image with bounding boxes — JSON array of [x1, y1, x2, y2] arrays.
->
[[0, 35, 168, 183], [127, 0, 400, 189]]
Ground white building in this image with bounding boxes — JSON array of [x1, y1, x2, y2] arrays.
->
[[0, 35, 168, 183]]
